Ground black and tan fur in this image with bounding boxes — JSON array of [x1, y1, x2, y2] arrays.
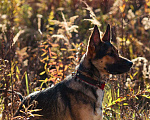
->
[[15, 24, 133, 120]]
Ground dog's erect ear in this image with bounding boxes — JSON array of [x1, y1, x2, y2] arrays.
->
[[87, 25, 101, 57], [89, 25, 101, 47], [102, 24, 110, 42]]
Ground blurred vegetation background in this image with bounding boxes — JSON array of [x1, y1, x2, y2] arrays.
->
[[0, 0, 150, 119]]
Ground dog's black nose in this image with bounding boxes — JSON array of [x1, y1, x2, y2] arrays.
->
[[128, 61, 133, 67]]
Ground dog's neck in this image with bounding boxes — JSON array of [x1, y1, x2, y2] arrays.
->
[[77, 54, 107, 81]]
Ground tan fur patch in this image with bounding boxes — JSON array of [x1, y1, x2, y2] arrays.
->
[[68, 94, 94, 120], [92, 55, 116, 75]]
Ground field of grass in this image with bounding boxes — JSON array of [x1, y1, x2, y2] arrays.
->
[[0, 0, 150, 119]]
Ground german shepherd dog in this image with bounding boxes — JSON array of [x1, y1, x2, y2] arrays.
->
[[15, 24, 133, 120]]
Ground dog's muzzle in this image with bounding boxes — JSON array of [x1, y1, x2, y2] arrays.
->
[[105, 57, 133, 74]]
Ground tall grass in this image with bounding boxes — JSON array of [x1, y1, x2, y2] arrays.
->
[[0, 0, 149, 119]]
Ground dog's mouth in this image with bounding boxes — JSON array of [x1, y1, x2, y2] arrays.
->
[[105, 62, 133, 74]]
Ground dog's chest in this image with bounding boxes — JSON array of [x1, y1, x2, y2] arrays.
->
[[94, 89, 104, 120], [96, 89, 104, 108]]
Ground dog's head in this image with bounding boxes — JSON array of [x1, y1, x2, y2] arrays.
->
[[87, 24, 133, 75]]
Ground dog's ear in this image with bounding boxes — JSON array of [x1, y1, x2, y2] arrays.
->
[[89, 25, 101, 47], [87, 25, 101, 57], [102, 24, 110, 42]]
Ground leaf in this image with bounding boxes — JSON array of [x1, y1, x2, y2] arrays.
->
[[40, 71, 45, 75], [134, 96, 139, 99], [45, 45, 49, 49], [61, 48, 66, 51], [16, 66, 20, 74], [68, 25, 79, 33], [44, 63, 47, 70], [42, 41, 47, 45], [22, 104, 26, 109], [69, 15, 79, 23], [48, 11, 54, 22], [141, 95, 150, 99], [132, 71, 138, 77], [25, 72, 29, 95], [41, 51, 47, 56], [52, 34, 65, 39], [68, 49, 76, 51], [40, 59, 45, 63], [59, 63, 63, 67], [44, 78, 48, 83], [41, 49, 47, 52], [119, 4, 126, 13], [12, 30, 25, 46], [51, 56, 57, 59], [49, 69, 56, 73], [64, 65, 68, 71], [31, 114, 43, 117], [12, 116, 24, 119], [16, 74, 19, 81], [48, 62, 56, 65], [43, 56, 49, 61], [29, 109, 42, 112], [123, 103, 128, 106], [56, 66, 59, 71], [38, 80, 45, 82], [51, 43, 59, 47], [49, 20, 60, 25], [146, 0, 150, 6], [68, 56, 74, 59], [51, 52, 57, 56], [108, 97, 127, 107]]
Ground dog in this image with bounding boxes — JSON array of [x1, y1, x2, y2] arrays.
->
[[14, 24, 133, 120]]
